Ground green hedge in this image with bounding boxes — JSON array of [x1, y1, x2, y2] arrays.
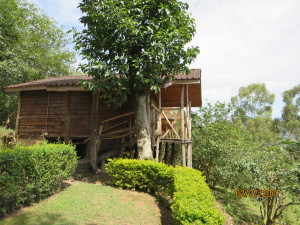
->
[[0, 143, 77, 215], [106, 159, 224, 225]]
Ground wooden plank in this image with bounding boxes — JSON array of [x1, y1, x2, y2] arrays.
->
[[64, 92, 71, 143], [20, 121, 61, 126], [15, 92, 22, 135]]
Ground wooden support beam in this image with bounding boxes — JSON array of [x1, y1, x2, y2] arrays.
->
[[171, 143, 175, 167], [101, 121, 128, 133], [102, 112, 134, 123], [151, 109, 155, 147], [151, 103, 161, 113], [158, 91, 162, 134], [156, 137, 160, 162], [161, 116, 179, 138], [187, 99, 192, 168], [15, 92, 22, 135], [165, 142, 169, 164], [181, 85, 186, 167], [64, 92, 71, 143], [90, 92, 100, 171], [100, 127, 135, 137], [100, 130, 135, 139], [161, 110, 180, 139], [187, 143, 192, 168]]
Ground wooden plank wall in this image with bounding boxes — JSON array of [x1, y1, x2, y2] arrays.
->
[[19, 91, 65, 138], [70, 92, 92, 138], [18, 90, 134, 141]]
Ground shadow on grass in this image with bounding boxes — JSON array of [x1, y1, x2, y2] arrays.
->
[[1, 212, 76, 225], [73, 173, 173, 225], [212, 187, 262, 225]]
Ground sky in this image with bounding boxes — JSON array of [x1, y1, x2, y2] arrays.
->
[[30, 0, 300, 118]]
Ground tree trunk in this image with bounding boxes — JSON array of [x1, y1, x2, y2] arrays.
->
[[134, 93, 153, 159]]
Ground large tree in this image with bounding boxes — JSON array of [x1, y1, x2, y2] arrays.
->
[[231, 83, 275, 120], [281, 84, 300, 140], [73, 0, 199, 159], [0, 0, 75, 127]]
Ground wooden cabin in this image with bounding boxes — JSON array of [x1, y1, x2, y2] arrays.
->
[[5, 69, 202, 169]]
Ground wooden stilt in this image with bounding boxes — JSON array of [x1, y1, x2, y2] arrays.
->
[[134, 144, 138, 159], [181, 85, 186, 167], [165, 142, 169, 164], [155, 137, 160, 162], [15, 92, 22, 135], [90, 92, 100, 172], [171, 143, 175, 166], [187, 143, 192, 168], [158, 91, 162, 134], [186, 85, 192, 168]]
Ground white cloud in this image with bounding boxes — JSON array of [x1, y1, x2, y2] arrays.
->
[[29, 0, 300, 118], [185, 0, 300, 117]]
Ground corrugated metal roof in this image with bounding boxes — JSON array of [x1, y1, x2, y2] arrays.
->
[[5, 69, 201, 90]]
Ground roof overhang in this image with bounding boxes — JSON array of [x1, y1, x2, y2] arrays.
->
[[5, 85, 86, 92]]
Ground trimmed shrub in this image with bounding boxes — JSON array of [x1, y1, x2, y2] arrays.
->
[[106, 159, 174, 196], [172, 167, 224, 224], [106, 159, 224, 225], [0, 143, 77, 215]]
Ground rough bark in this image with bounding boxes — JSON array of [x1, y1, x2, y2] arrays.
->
[[134, 94, 153, 159]]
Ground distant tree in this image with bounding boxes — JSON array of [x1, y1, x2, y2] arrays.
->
[[73, 0, 199, 160], [0, 0, 75, 127], [281, 84, 300, 140], [231, 83, 275, 120]]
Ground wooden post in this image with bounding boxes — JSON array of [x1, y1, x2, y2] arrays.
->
[[155, 137, 160, 162], [151, 109, 155, 147], [15, 92, 22, 135], [90, 92, 100, 172], [165, 142, 169, 164], [134, 144, 138, 159], [158, 91, 162, 133], [188, 100, 193, 168], [129, 119, 134, 159], [64, 92, 71, 143], [186, 85, 192, 168], [181, 85, 186, 167], [171, 143, 175, 167], [187, 143, 192, 168]]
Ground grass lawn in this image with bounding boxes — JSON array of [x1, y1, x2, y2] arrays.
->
[[1, 181, 170, 225]]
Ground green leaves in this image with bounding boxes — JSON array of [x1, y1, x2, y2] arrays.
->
[[281, 84, 300, 140], [74, 0, 199, 106], [0, 142, 77, 215], [0, 0, 75, 127]]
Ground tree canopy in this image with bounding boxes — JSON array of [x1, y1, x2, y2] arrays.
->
[[231, 83, 275, 120], [74, 0, 199, 106], [0, 0, 75, 126], [281, 84, 300, 140]]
